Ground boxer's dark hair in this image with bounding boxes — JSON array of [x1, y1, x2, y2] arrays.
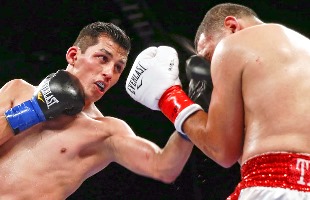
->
[[194, 3, 258, 50], [73, 21, 131, 54]]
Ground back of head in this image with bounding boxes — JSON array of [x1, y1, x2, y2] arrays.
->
[[194, 3, 258, 49], [73, 21, 131, 54]]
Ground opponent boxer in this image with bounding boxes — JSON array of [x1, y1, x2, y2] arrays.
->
[[126, 3, 310, 199], [0, 21, 194, 199]]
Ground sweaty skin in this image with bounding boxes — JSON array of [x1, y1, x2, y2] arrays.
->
[[0, 36, 193, 199], [184, 20, 310, 168]]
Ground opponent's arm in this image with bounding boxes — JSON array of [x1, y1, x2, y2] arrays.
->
[[186, 55, 213, 112], [183, 42, 245, 167], [4, 70, 85, 134], [176, 55, 213, 141]]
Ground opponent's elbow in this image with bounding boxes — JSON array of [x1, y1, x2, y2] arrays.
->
[[203, 144, 240, 168], [215, 149, 240, 168], [218, 159, 238, 168], [156, 173, 179, 184]]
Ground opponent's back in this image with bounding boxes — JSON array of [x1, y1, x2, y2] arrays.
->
[[238, 24, 310, 162]]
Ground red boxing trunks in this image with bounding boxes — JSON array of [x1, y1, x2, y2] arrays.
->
[[227, 152, 310, 200]]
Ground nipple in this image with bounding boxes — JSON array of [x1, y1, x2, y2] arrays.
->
[[60, 148, 67, 153]]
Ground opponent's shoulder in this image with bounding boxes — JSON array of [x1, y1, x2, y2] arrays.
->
[[213, 24, 284, 66], [212, 35, 247, 71], [225, 23, 286, 48], [252, 23, 287, 33]]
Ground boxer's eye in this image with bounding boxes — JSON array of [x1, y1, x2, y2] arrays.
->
[[115, 64, 124, 73], [99, 55, 109, 63]]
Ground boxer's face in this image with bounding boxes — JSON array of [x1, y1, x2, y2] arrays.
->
[[72, 35, 128, 103], [196, 33, 217, 62], [197, 16, 242, 61], [196, 30, 230, 62]]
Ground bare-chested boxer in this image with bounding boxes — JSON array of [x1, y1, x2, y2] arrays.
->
[[0, 21, 194, 199], [125, 3, 310, 200]]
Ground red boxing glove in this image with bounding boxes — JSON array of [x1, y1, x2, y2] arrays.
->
[[159, 85, 202, 135]]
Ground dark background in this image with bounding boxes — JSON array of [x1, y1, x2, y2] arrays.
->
[[0, 0, 309, 199]]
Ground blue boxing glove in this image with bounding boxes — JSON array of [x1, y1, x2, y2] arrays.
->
[[5, 70, 85, 134]]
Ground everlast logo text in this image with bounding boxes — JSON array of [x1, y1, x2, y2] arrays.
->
[[38, 81, 59, 109], [127, 62, 147, 95]]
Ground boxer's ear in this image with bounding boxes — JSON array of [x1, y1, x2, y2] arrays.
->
[[66, 46, 79, 66], [224, 16, 241, 33]]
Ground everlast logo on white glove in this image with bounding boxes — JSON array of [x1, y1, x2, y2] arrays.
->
[[126, 62, 147, 95], [125, 46, 181, 111]]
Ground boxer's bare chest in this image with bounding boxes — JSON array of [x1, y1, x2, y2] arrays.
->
[[0, 113, 112, 192], [0, 113, 110, 169]]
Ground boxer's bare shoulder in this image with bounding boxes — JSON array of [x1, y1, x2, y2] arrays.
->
[[0, 79, 35, 122], [1, 79, 34, 98]]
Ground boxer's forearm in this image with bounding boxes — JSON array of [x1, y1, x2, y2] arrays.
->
[[0, 116, 14, 145], [157, 131, 194, 183]]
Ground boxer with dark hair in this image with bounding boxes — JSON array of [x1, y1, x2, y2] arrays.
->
[[0, 21, 194, 199], [126, 3, 310, 199]]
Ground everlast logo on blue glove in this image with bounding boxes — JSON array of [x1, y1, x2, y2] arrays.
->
[[5, 70, 85, 134], [126, 62, 147, 95]]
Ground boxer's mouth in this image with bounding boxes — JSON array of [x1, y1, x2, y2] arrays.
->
[[95, 81, 105, 92]]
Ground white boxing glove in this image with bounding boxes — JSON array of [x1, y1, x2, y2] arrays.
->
[[126, 46, 202, 137], [126, 46, 181, 110]]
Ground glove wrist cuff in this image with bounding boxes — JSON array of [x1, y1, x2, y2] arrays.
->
[[4, 100, 45, 134], [174, 103, 202, 133], [158, 85, 202, 133], [159, 85, 193, 123]]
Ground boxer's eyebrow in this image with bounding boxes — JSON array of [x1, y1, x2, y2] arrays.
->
[[99, 48, 127, 65], [99, 48, 112, 57]]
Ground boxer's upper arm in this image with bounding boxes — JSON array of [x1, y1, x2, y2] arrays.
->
[[102, 118, 185, 183], [102, 119, 161, 177]]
